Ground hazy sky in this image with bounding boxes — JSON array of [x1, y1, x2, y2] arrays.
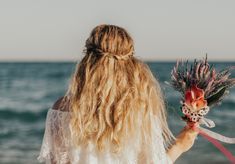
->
[[0, 0, 234, 61]]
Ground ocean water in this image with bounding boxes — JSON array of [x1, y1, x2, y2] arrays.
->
[[0, 61, 234, 164]]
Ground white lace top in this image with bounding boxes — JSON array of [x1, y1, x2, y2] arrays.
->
[[37, 108, 173, 164]]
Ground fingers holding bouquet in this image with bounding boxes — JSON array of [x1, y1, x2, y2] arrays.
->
[[175, 121, 199, 153]]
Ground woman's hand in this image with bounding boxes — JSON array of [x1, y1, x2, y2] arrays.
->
[[167, 122, 199, 163], [175, 122, 199, 153]]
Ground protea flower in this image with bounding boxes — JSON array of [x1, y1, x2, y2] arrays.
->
[[185, 85, 207, 112]]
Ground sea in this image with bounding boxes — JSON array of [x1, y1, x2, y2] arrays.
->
[[0, 61, 234, 164]]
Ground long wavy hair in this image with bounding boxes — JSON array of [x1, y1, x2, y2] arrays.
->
[[62, 24, 174, 154]]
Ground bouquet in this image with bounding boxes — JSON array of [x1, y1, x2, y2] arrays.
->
[[170, 56, 235, 163]]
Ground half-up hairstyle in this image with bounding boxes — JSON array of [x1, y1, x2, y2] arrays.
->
[[63, 24, 174, 154]]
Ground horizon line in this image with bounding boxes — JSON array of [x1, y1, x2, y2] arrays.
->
[[1, 59, 235, 63]]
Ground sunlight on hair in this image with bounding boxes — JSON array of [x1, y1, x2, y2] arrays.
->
[[62, 24, 175, 155]]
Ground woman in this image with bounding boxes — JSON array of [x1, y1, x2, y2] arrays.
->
[[37, 24, 198, 164]]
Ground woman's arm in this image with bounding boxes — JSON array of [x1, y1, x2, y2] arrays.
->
[[167, 124, 199, 163]]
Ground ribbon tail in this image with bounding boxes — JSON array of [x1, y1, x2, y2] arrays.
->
[[199, 127, 235, 144], [197, 127, 235, 163]]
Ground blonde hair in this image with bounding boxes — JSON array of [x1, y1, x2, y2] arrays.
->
[[63, 24, 174, 154]]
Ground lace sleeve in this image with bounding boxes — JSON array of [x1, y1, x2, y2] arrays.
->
[[37, 109, 71, 164]]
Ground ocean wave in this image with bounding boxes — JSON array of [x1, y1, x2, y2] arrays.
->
[[0, 109, 48, 122]]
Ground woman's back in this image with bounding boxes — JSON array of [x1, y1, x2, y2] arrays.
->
[[37, 24, 174, 164]]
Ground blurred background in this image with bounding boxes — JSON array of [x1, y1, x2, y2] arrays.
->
[[0, 0, 234, 163]]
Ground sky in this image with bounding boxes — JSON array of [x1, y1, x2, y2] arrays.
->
[[0, 0, 234, 61]]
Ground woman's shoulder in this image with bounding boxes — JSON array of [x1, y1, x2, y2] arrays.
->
[[46, 97, 71, 124], [52, 96, 70, 112]]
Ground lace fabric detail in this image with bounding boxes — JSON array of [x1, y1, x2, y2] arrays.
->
[[37, 108, 173, 164]]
